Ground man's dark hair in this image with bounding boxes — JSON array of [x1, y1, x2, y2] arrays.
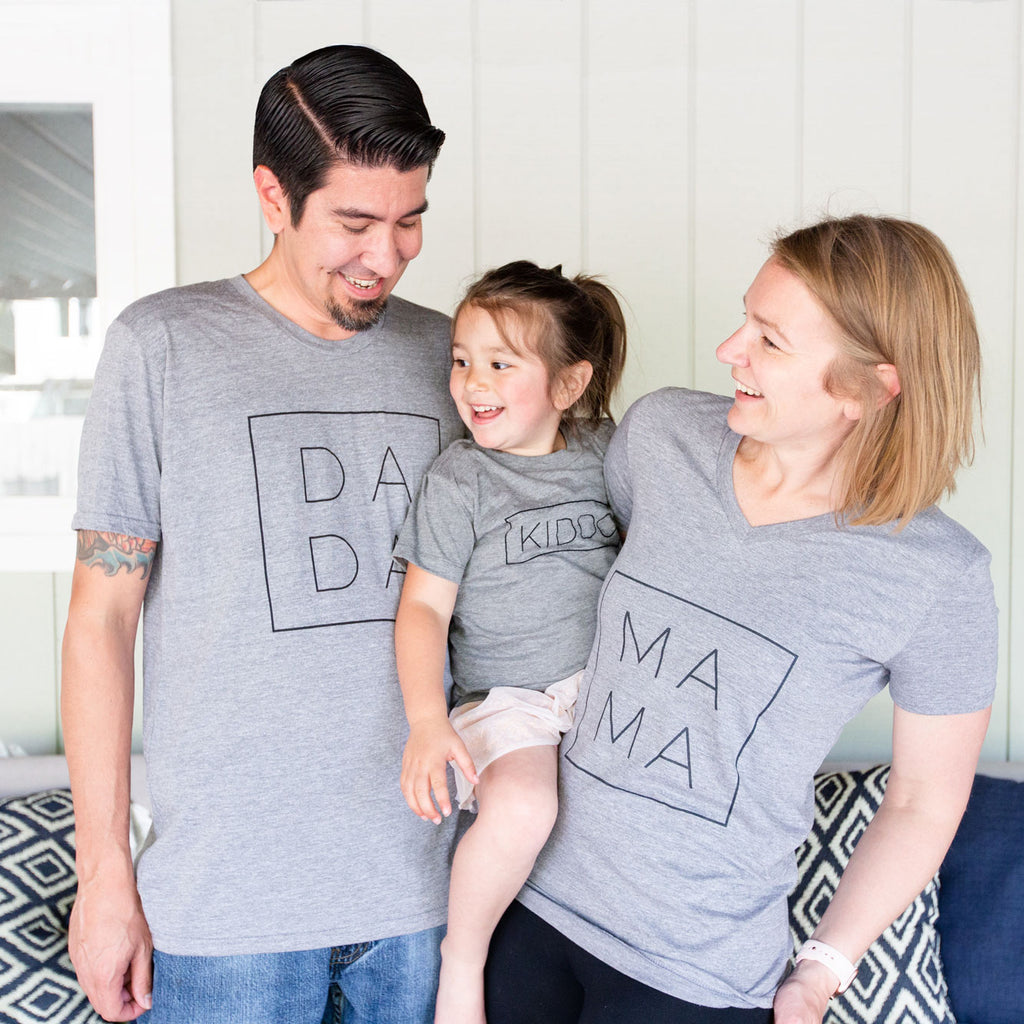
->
[[253, 45, 445, 226]]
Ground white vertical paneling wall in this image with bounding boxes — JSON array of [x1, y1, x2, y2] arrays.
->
[[368, 1, 476, 307], [794, 4, 911, 760], [476, 2, 585, 270], [907, 0, 1018, 762], [172, 0, 260, 284], [585, 2, 691, 406], [1, 0, 1021, 762], [1014, 1, 1024, 762], [801, 2, 907, 217], [692, 1, 803, 392]]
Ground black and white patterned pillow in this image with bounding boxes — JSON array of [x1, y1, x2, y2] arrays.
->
[[0, 789, 103, 1024], [789, 765, 955, 1024]]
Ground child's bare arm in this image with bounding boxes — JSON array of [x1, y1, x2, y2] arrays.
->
[[396, 563, 478, 823]]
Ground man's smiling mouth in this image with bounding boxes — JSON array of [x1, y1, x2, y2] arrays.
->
[[342, 273, 380, 290]]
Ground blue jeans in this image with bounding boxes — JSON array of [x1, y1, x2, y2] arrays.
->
[[138, 925, 444, 1024]]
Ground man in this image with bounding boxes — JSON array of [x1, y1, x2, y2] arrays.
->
[[61, 45, 463, 1024]]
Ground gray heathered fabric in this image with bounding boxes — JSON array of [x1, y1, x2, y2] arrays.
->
[[73, 277, 465, 956], [519, 387, 998, 1008], [393, 424, 619, 707]]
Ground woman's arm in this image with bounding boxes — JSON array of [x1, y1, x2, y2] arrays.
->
[[395, 562, 478, 824], [773, 703, 991, 1024]]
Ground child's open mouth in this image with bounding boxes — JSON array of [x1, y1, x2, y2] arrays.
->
[[471, 405, 503, 422]]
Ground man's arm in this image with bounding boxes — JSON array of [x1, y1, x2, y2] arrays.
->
[[61, 530, 156, 1021]]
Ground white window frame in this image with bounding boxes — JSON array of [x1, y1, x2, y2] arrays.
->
[[0, 0, 175, 571]]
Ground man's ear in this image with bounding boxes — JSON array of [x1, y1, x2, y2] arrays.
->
[[253, 165, 291, 235], [875, 362, 901, 408], [553, 360, 594, 412]]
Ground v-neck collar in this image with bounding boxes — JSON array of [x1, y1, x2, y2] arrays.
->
[[715, 429, 836, 541]]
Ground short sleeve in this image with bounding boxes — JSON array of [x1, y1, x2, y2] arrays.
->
[[393, 450, 477, 585], [604, 400, 637, 530], [887, 547, 998, 715], [72, 313, 165, 541]]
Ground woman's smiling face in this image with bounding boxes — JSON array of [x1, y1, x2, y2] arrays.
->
[[715, 258, 863, 458]]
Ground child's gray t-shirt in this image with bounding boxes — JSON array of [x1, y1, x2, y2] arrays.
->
[[520, 387, 998, 1008], [394, 424, 619, 706], [73, 277, 465, 955]]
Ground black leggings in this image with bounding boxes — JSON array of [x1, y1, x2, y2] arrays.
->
[[484, 902, 773, 1024]]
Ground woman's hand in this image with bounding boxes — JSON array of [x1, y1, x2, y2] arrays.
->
[[401, 716, 478, 823], [772, 960, 837, 1024]]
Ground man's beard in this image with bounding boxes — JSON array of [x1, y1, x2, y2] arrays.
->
[[326, 295, 388, 333]]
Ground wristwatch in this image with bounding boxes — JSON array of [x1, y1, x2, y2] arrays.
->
[[795, 939, 858, 994]]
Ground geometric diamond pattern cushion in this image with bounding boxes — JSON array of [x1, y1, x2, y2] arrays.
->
[[0, 790, 104, 1024], [789, 765, 956, 1024]]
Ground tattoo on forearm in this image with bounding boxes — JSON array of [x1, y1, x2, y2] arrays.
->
[[76, 531, 157, 579]]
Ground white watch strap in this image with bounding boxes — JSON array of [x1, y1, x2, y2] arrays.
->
[[795, 939, 858, 994]]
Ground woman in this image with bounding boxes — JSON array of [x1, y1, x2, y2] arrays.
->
[[483, 215, 997, 1024]]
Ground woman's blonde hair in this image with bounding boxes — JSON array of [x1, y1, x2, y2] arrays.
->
[[771, 215, 981, 528]]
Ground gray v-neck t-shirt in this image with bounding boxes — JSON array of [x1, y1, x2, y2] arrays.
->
[[521, 387, 997, 1008]]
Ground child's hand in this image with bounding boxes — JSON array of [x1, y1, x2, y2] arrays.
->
[[401, 718, 479, 824]]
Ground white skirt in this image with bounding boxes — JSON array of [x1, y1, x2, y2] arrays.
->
[[448, 670, 582, 813]]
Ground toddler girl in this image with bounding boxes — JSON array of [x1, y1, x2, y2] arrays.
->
[[393, 260, 628, 1024]]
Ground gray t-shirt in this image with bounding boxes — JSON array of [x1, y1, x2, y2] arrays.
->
[[73, 277, 465, 955], [519, 387, 998, 1008], [394, 424, 619, 706]]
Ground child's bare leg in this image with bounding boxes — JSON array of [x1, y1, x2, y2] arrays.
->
[[435, 744, 559, 1024]]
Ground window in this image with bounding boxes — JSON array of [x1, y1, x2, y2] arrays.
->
[[0, 105, 98, 505], [0, 1, 174, 571]]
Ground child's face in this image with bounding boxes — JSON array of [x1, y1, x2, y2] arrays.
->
[[450, 305, 565, 456]]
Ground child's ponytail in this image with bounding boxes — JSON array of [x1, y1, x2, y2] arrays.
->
[[569, 274, 627, 429]]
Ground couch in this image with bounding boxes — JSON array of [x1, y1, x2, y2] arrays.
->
[[791, 762, 1024, 1024], [0, 755, 148, 1024], [1, 756, 1021, 1024]]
